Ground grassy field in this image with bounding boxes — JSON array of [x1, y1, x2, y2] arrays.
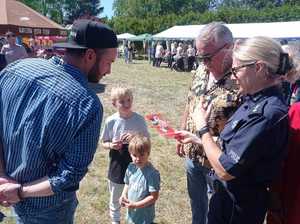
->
[[1, 59, 193, 224], [76, 60, 193, 224]]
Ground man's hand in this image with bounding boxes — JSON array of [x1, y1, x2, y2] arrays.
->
[[193, 96, 212, 130], [176, 142, 185, 157], [0, 182, 22, 206], [0, 176, 16, 185]]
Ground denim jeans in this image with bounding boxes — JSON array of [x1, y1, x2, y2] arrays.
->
[[13, 195, 78, 224], [186, 158, 209, 224]]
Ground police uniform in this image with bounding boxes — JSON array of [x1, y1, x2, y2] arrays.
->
[[208, 86, 289, 224], [184, 64, 240, 166]]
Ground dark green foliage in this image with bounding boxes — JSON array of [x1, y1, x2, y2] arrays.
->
[[20, 0, 103, 25], [110, 0, 300, 34], [63, 0, 103, 24], [19, 0, 300, 34]]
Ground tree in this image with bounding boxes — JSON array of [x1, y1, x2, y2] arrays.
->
[[113, 0, 212, 18], [63, 0, 103, 24], [20, 0, 104, 25], [216, 0, 284, 9], [20, 0, 65, 24]]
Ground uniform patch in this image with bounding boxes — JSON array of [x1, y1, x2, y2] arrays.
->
[[228, 150, 240, 163], [252, 104, 261, 113], [231, 120, 239, 130], [248, 101, 268, 118]]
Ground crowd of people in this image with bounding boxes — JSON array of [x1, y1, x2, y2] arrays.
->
[[118, 40, 198, 72], [0, 19, 299, 224], [0, 31, 59, 71], [149, 41, 197, 72]]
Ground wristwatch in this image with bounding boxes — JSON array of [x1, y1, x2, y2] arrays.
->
[[196, 126, 210, 139]]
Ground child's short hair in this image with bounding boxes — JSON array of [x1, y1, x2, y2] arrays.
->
[[129, 134, 151, 156], [111, 86, 133, 102]]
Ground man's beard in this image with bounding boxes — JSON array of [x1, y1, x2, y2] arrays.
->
[[88, 58, 102, 83]]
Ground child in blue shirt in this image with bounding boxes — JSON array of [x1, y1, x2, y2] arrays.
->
[[119, 135, 160, 224]]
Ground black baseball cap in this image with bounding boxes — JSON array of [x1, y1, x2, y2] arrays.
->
[[54, 19, 117, 49]]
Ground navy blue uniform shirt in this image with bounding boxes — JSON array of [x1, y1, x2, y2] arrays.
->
[[216, 86, 288, 196]]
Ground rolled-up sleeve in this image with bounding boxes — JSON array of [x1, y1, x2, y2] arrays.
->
[[49, 108, 102, 193], [219, 116, 269, 178]]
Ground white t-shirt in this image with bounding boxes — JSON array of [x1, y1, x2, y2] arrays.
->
[[187, 47, 196, 57], [101, 112, 149, 142], [176, 46, 183, 57], [155, 45, 164, 58]]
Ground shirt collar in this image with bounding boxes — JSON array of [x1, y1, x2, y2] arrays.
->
[[49, 56, 89, 87], [244, 86, 282, 103]]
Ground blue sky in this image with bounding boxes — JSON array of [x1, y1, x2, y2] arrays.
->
[[101, 0, 114, 18]]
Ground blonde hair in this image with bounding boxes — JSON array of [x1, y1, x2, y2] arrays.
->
[[129, 134, 151, 156], [282, 43, 300, 83], [110, 86, 133, 102], [233, 36, 297, 76]]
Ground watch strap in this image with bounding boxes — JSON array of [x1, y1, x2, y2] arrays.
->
[[196, 126, 209, 138]]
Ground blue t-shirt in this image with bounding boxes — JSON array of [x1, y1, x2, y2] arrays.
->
[[124, 163, 160, 224]]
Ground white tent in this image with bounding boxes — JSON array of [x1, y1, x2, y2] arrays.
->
[[117, 33, 137, 40], [152, 21, 300, 40]]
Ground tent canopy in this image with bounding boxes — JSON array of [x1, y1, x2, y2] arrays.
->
[[0, 0, 67, 36], [128, 33, 152, 41], [152, 21, 300, 40], [117, 33, 136, 40]]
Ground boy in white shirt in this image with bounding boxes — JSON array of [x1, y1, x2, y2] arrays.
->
[[101, 87, 149, 224]]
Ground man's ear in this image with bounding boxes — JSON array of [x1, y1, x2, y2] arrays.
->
[[84, 49, 96, 66], [256, 61, 266, 73]]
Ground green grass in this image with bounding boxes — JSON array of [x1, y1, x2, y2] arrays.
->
[[76, 60, 193, 224], [1, 60, 193, 224]]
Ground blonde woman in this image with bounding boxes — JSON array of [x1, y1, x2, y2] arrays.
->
[[177, 36, 299, 224]]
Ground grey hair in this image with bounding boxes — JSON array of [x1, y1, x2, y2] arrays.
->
[[196, 22, 233, 47]]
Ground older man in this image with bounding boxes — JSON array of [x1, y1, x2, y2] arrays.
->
[[0, 19, 117, 224], [176, 22, 240, 224]]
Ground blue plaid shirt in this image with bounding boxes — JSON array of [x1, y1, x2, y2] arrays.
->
[[0, 57, 102, 214]]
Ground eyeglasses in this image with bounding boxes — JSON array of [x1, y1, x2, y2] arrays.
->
[[197, 43, 227, 63], [6, 35, 15, 38], [231, 62, 256, 78]]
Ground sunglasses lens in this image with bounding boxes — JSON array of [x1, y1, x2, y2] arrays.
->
[[198, 56, 211, 62]]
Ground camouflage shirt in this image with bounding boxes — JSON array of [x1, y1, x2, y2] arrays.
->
[[184, 64, 241, 164]]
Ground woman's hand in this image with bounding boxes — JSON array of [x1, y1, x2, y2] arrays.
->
[[176, 142, 185, 157], [193, 96, 212, 130], [175, 130, 201, 145]]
